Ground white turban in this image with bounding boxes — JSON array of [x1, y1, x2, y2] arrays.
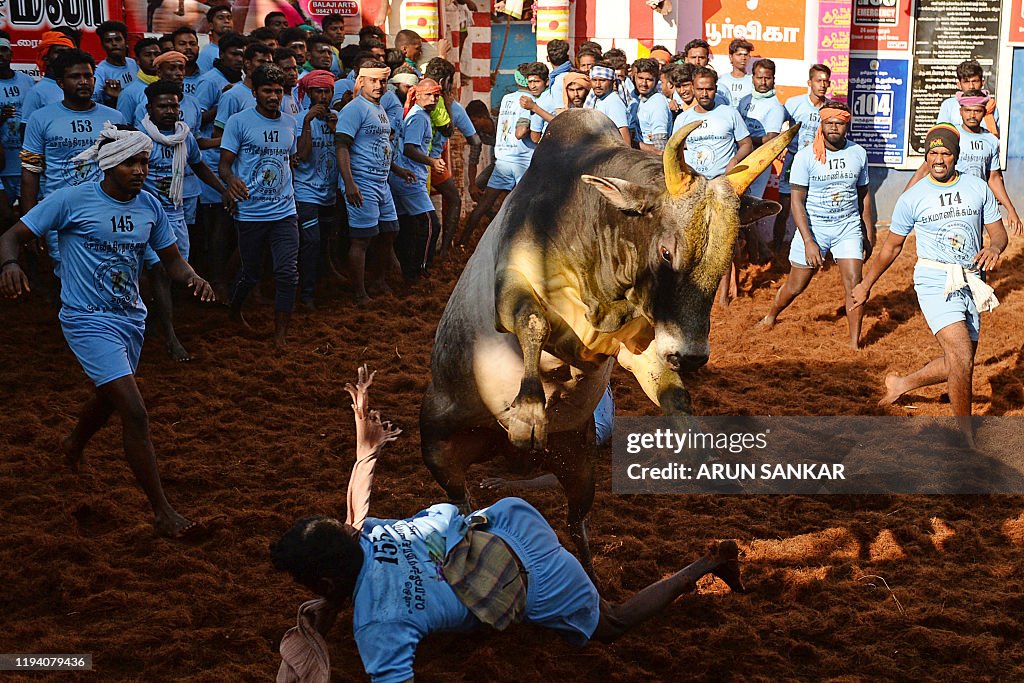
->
[[72, 122, 153, 172]]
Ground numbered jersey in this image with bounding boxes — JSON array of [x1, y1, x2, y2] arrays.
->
[[292, 109, 338, 205], [784, 94, 823, 154], [353, 504, 479, 683], [672, 104, 750, 179], [890, 172, 1000, 269], [21, 183, 174, 321], [789, 141, 869, 225], [22, 102, 126, 199], [0, 71, 36, 177], [220, 107, 297, 221], [955, 127, 1000, 180], [92, 58, 138, 104], [143, 129, 202, 218]]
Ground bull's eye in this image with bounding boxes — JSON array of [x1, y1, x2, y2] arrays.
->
[[660, 247, 672, 264]]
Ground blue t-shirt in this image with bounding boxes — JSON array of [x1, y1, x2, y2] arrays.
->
[[214, 81, 255, 129], [20, 77, 63, 125], [494, 90, 536, 166], [21, 183, 175, 321], [529, 88, 557, 135], [336, 93, 393, 181], [672, 104, 750, 179], [955, 127, 1000, 180], [785, 94, 824, 155], [391, 104, 433, 214], [143, 129, 203, 220], [293, 109, 338, 205], [183, 72, 202, 98], [592, 91, 629, 129], [381, 89, 405, 142], [353, 504, 479, 683], [0, 71, 36, 177], [738, 93, 787, 139], [116, 77, 148, 122], [93, 58, 138, 104], [429, 100, 478, 160], [789, 141, 869, 226], [194, 68, 233, 202], [219, 108, 297, 221], [717, 73, 752, 107], [22, 102, 125, 198], [197, 43, 219, 73], [629, 92, 672, 147], [890, 172, 1000, 272], [937, 96, 1000, 134], [331, 75, 356, 107]]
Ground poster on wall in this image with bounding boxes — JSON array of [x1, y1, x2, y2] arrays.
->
[[850, 0, 911, 52], [907, 0, 1000, 155], [2, 0, 119, 74], [847, 56, 908, 164], [817, 0, 851, 101], [1011, 0, 1024, 44]]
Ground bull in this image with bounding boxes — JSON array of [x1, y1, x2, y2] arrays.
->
[[421, 108, 797, 571]]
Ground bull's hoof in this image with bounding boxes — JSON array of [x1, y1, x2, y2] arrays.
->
[[508, 397, 548, 450]]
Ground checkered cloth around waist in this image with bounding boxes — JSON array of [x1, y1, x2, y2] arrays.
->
[[442, 520, 528, 631]]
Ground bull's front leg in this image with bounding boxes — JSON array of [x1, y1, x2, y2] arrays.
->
[[617, 343, 693, 415], [496, 274, 551, 449]]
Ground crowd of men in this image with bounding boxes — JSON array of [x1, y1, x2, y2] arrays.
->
[[0, 14, 1019, 680]]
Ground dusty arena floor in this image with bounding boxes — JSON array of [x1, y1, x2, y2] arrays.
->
[[4, 228, 1024, 681]]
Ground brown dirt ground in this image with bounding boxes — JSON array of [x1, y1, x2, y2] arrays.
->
[[3, 227, 1024, 682]]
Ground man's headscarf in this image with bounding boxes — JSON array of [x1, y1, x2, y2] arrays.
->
[[353, 65, 391, 99], [812, 106, 852, 164], [153, 51, 187, 68], [925, 123, 960, 158], [36, 32, 74, 74], [650, 48, 672, 63], [140, 115, 189, 208], [957, 90, 999, 137], [562, 72, 591, 109], [297, 69, 335, 104], [72, 122, 153, 171], [403, 77, 440, 117]]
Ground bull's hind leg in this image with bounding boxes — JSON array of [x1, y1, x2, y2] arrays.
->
[[546, 430, 597, 579], [421, 427, 495, 512]]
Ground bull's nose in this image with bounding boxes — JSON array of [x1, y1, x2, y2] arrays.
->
[[666, 352, 709, 372]]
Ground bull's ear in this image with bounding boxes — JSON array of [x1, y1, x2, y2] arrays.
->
[[739, 194, 782, 226], [581, 175, 659, 215]]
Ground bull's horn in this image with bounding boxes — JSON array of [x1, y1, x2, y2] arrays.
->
[[725, 123, 801, 196], [663, 120, 702, 197]]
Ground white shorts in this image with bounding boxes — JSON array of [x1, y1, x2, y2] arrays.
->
[[789, 219, 863, 267]]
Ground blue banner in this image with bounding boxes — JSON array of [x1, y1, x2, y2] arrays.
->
[[848, 57, 909, 165]]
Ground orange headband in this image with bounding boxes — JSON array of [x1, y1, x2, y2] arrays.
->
[[650, 48, 672, 63], [812, 107, 852, 164]]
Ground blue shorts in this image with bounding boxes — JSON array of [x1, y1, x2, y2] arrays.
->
[[144, 213, 190, 267], [914, 268, 981, 341], [778, 155, 795, 195], [389, 174, 434, 216], [477, 497, 600, 646], [789, 219, 863, 267], [2, 175, 21, 202], [60, 310, 145, 387], [487, 160, 529, 191], [341, 175, 398, 229]]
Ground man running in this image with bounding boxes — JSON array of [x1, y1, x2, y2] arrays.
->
[[219, 64, 299, 347], [758, 102, 874, 348], [0, 124, 214, 539], [271, 368, 745, 682], [851, 125, 1008, 448]]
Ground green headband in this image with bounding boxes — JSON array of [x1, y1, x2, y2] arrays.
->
[[514, 70, 529, 88]]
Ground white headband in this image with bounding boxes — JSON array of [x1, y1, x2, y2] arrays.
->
[[72, 122, 153, 171], [390, 72, 419, 86]]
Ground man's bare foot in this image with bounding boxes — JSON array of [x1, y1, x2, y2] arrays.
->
[[755, 315, 776, 330], [353, 292, 371, 305], [273, 333, 288, 349], [709, 540, 746, 593], [62, 435, 84, 473], [155, 509, 205, 540], [166, 338, 191, 362], [878, 373, 905, 406]]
